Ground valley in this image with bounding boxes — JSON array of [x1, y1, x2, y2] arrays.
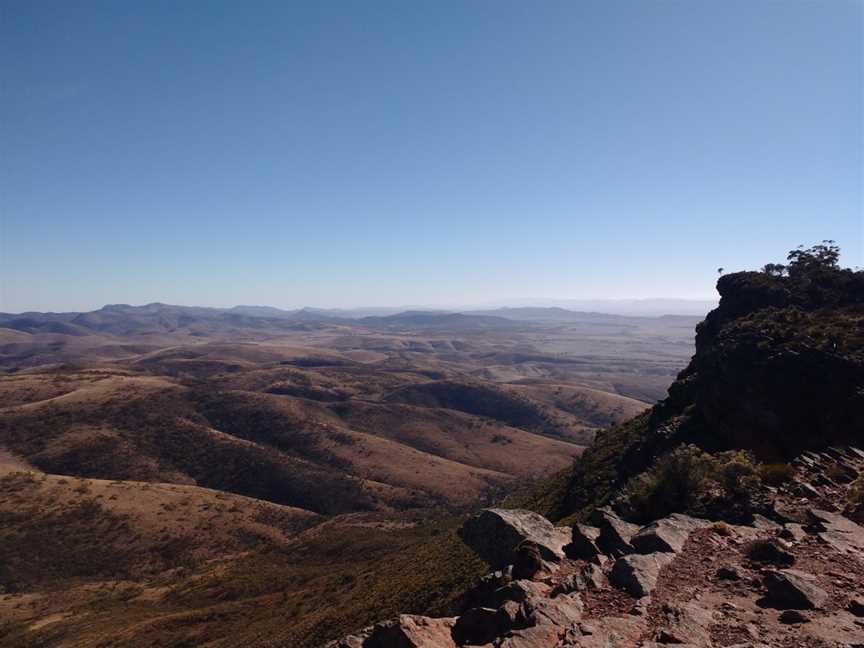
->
[[0, 304, 699, 646]]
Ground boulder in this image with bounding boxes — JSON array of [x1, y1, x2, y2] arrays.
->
[[451, 607, 509, 645], [459, 509, 570, 568], [492, 579, 547, 607], [523, 592, 583, 628], [654, 602, 715, 646], [512, 540, 545, 580], [631, 514, 706, 554], [591, 507, 640, 557], [609, 553, 674, 598], [762, 570, 828, 610], [567, 523, 603, 562], [359, 615, 457, 648]]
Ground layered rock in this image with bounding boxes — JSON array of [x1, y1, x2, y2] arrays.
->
[[459, 508, 570, 568]]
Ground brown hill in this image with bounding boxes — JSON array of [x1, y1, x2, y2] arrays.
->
[[0, 299, 696, 647]]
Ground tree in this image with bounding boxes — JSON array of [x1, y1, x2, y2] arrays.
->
[[786, 240, 840, 279], [761, 263, 787, 277]]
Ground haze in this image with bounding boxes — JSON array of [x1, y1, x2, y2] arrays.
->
[[2, 1, 862, 312]]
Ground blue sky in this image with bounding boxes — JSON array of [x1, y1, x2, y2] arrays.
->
[[1, 1, 861, 312]]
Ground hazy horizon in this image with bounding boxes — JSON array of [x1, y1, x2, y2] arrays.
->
[[2, 295, 718, 317], [2, 1, 862, 312]]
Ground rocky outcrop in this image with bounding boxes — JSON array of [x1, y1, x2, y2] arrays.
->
[[558, 255, 864, 524], [327, 253, 864, 648], [329, 457, 864, 647], [667, 268, 864, 457], [459, 508, 570, 568]]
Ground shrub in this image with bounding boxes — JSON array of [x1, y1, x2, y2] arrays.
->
[[715, 450, 760, 496], [709, 521, 734, 537], [624, 445, 717, 521], [743, 539, 794, 566], [849, 474, 864, 506], [758, 463, 796, 486], [623, 446, 761, 521]]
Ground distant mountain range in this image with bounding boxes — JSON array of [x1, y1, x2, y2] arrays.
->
[[0, 300, 712, 338]]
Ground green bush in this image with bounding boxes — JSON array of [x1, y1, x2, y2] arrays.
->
[[758, 463, 796, 486], [624, 445, 716, 521], [849, 474, 864, 506], [623, 445, 761, 521], [716, 450, 760, 496]]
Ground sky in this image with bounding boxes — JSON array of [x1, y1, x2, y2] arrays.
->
[[1, 1, 862, 313]]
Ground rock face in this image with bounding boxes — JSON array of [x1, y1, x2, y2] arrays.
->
[[459, 508, 570, 568], [327, 255, 864, 648], [668, 269, 864, 456]]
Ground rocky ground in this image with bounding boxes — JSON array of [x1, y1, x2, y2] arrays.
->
[[328, 446, 864, 647]]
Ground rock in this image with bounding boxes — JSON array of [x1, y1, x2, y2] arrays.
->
[[848, 597, 864, 617], [497, 624, 561, 648], [654, 602, 715, 646], [779, 609, 809, 624], [610, 553, 674, 598], [631, 514, 706, 554], [523, 592, 583, 627], [806, 509, 862, 534], [361, 615, 456, 648], [716, 566, 741, 581], [743, 538, 795, 566], [512, 541, 545, 580], [552, 563, 606, 597], [576, 562, 606, 590], [497, 599, 524, 628], [591, 507, 640, 557], [459, 509, 570, 568], [795, 481, 822, 499], [451, 607, 509, 645], [492, 579, 546, 607], [567, 523, 603, 562], [750, 514, 781, 531], [762, 569, 829, 610], [456, 568, 512, 611], [327, 634, 366, 648], [806, 509, 864, 554], [778, 523, 807, 542]]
